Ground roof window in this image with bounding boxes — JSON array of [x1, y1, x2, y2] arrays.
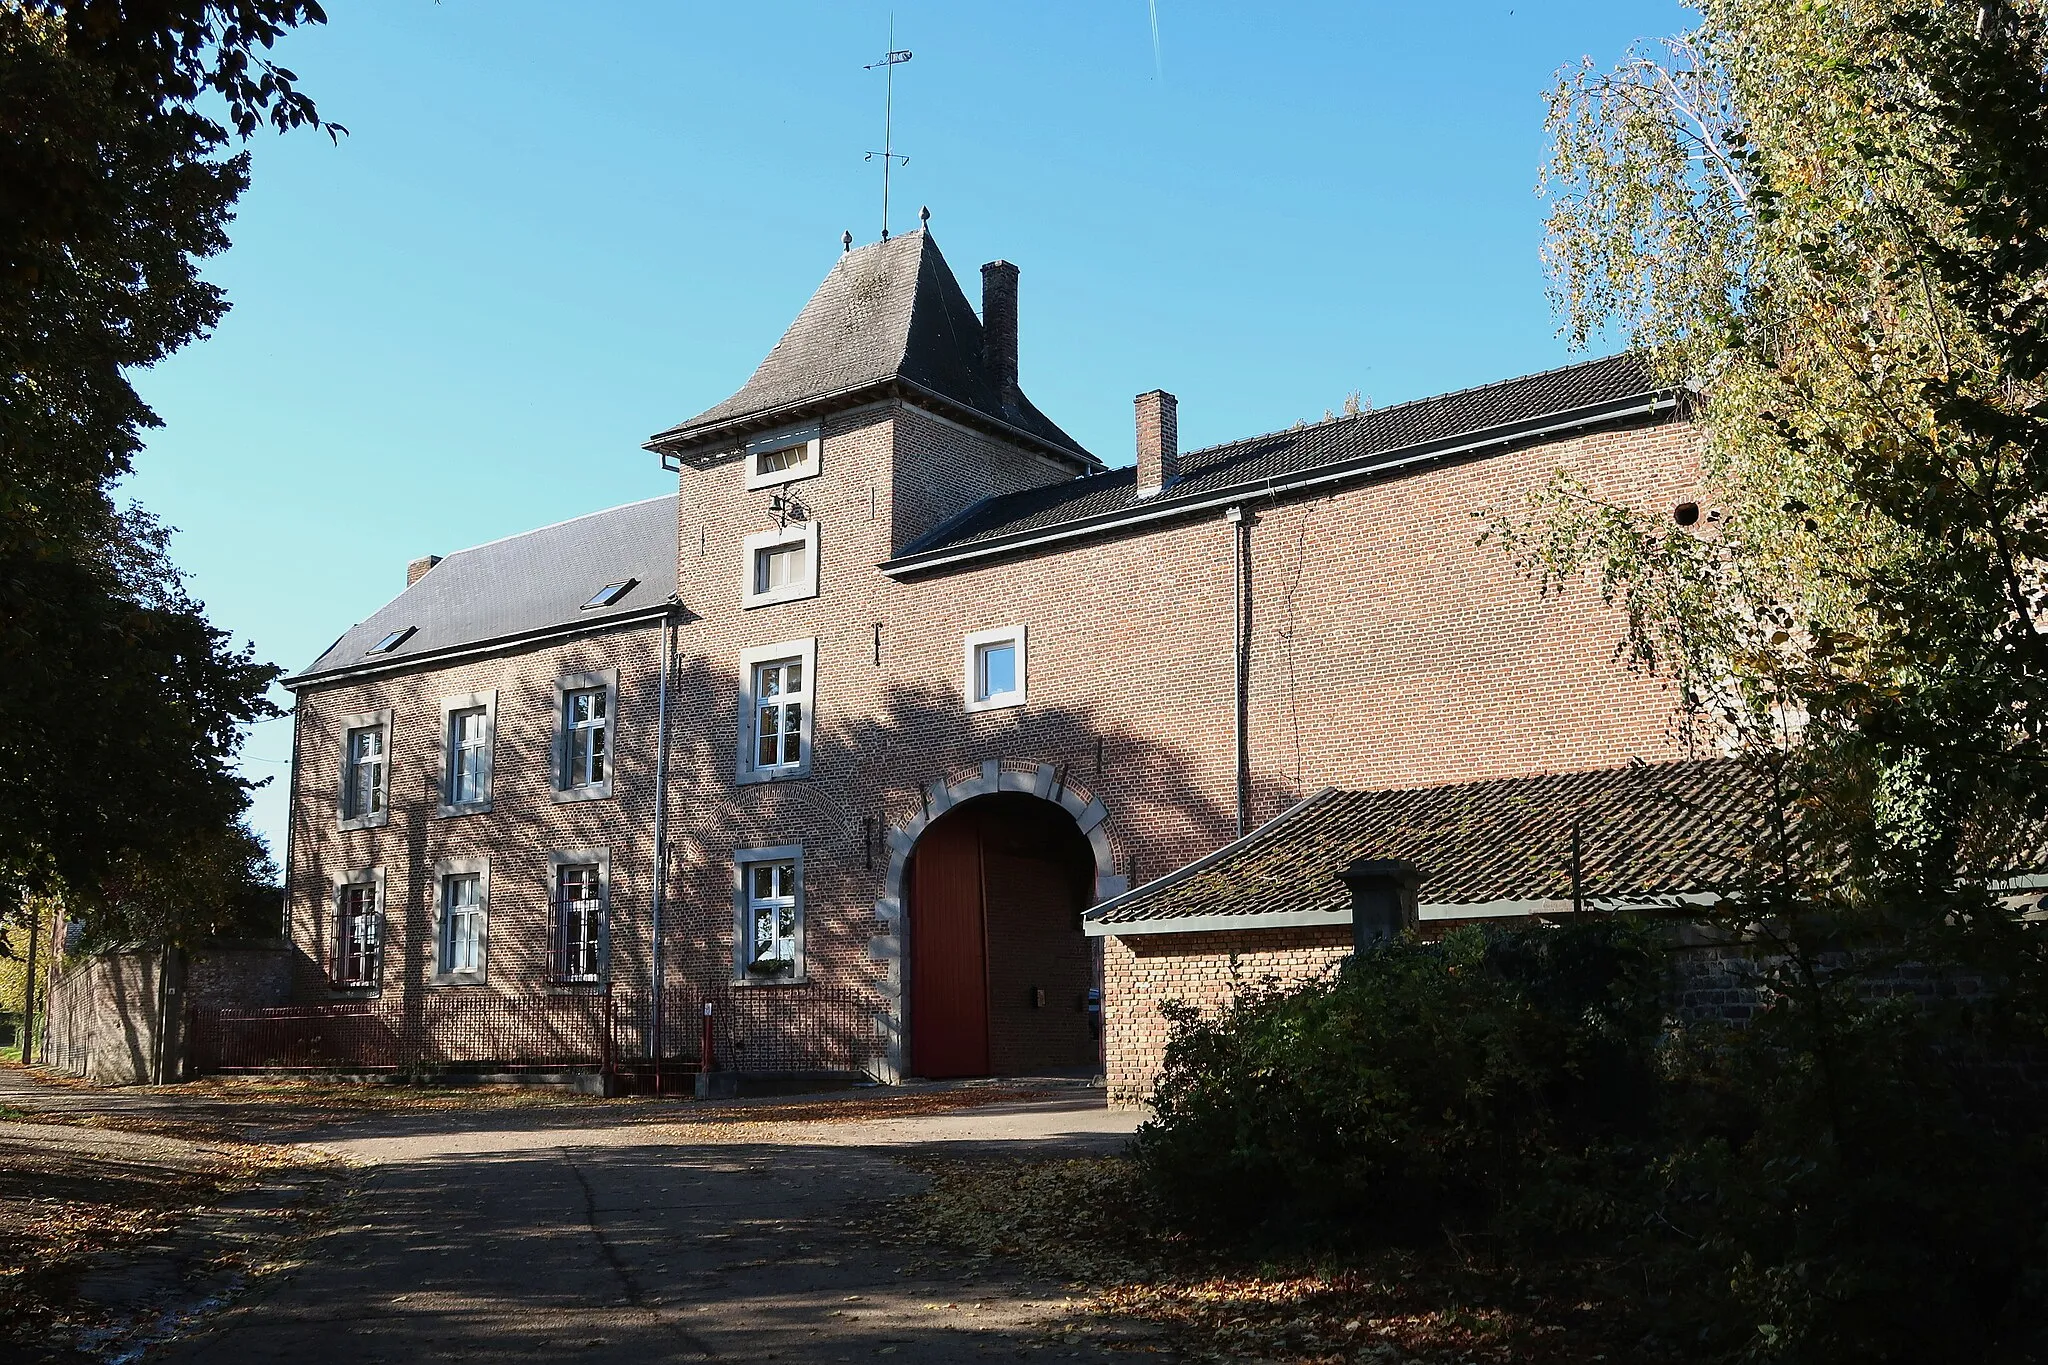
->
[[367, 627, 416, 655], [583, 579, 638, 610]]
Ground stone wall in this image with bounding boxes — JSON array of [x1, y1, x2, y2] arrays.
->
[[39, 942, 288, 1084]]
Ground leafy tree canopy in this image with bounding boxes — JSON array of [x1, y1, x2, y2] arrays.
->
[[0, 1, 328, 945], [1511, 0, 2048, 924]]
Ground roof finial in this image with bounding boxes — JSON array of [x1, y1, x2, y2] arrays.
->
[[842, 229, 853, 253], [919, 205, 930, 229]]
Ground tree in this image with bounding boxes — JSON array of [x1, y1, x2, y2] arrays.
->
[[1491, 3, 2048, 1357], [0, 2, 330, 946]]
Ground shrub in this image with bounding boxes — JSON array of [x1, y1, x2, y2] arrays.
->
[[1134, 919, 2048, 1363], [1133, 919, 1664, 1245]]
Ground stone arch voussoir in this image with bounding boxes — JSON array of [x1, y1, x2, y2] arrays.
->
[[866, 758, 1124, 1082]]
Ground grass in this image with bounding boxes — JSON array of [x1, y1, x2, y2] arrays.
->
[[901, 1154, 1662, 1365]]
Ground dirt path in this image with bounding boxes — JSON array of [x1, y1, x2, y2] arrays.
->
[[19, 1075, 1162, 1363]]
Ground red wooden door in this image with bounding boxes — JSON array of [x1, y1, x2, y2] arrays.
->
[[909, 812, 990, 1078]]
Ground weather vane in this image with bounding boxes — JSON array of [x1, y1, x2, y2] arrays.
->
[[864, 20, 912, 241]]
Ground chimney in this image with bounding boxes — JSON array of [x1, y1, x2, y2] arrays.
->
[[1134, 389, 1179, 497], [1338, 858, 1421, 956], [407, 554, 441, 588], [980, 260, 1019, 409]]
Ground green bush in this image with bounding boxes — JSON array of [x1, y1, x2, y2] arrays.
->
[[1134, 919, 1665, 1244], [1133, 920, 2048, 1363]]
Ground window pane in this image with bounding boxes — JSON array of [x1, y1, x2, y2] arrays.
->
[[773, 861, 796, 893], [752, 864, 773, 899], [590, 726, 606, 782], [782, 703, 801, 763], [757, 443, 804, 475], [784, 661, 802, 693], [758, 664, 781, 698], [980, 643, 1016, 698]]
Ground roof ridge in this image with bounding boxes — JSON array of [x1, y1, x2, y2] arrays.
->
[[1170, 351, 1648, 467], [433, 492, 677, 562]]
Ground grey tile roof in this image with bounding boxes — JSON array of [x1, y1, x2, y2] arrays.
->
[[645, 230, 1093, 465], [289, 495, 679, 685], [892, 353, 1667, 566], [1088, 759, 1759, 931]]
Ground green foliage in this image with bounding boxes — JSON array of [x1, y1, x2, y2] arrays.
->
[[1135, 921, 1665, 1244], [1137, 927, 2048, 1362], [0, 3, 327, 942]]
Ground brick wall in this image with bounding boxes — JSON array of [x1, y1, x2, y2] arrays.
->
[[281, 391, 1702, 1081], [286, 623, 665, 1003], [1101, 926, 1351, 1106]]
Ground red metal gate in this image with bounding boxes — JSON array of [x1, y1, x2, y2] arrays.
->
[[908, 809, 991, 1078]]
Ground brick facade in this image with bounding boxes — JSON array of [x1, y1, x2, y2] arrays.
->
[[1101, 926, 1351, 1105], [279, 237, 1701, 1090], [286, 623, 665, 1002]]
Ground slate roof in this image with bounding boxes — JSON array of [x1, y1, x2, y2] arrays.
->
[[288, 495, 679, 685], [645, 230, 1094, 466], [892, 352, 1670, 570], [1087, 759, 1760, 933]]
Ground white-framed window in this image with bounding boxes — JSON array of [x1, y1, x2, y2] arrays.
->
[[553, 668, 618, 803], [742, 422, 821, 490], [550, 849, 609, 984], [963, 625, 1028, 713], [733, 845, 804, 982], [737, 637, 816, 783], [336, 708, 392, 830], [437, 690, 496, 815], [332, 868, 384, 988], [434, 857, 489, 982], [740, 521, 820, 608]]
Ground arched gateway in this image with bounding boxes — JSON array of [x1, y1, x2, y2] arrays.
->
[[869, 760, 1127, 1082]]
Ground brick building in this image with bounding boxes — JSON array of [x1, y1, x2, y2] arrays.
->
[[281, 227, 1703, 1091]]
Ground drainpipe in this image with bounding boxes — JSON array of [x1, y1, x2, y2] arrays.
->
[[1224, 505, 1255, 836], [648, 608, 677, 1090]]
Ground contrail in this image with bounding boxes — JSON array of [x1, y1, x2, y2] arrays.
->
[[1148, 0, 1162, 78]]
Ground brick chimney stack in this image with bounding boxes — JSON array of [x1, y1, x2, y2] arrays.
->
[[407, 554, 442, 588], [980, 260, 1019, 409], [1134, 389, 1179, 497]]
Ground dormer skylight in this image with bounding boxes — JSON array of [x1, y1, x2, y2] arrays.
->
[[583, 579, 637, 610], [367, 626, 416, 655]]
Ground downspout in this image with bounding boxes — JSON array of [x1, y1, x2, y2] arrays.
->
[[1225, 505, 1254, 836], [648, 607, 677, 1090], [281, 702, 300, 940]]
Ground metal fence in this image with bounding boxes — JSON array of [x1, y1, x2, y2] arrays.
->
[[191, 980, 879, 1079]]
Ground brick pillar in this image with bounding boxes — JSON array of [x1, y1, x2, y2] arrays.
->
[[1134, 389, 1179, 498], [980, 261, 1019, 409]]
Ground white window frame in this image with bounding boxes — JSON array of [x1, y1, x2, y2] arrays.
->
[[553, 668, 618, 804], [548, 848, 611, 986], [963, 625, 1028, 713], [336, 708, 393, 831], [742, 422, 821, 490], [732, 844, 805, 984], [436, 689, 496, 817], [331, 866, 385, 990], [741, 521, 820, 609], [737, 637, 817, 784], [432, 856, 490, 985]]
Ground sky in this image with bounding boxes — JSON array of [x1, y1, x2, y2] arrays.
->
[[120, 1, 1694, 861]]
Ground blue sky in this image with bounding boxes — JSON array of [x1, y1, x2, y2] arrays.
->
[[121, 1, 1691, 860]]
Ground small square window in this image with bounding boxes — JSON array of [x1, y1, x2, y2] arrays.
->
[[743, 425, 821, 490], [964, 626, 1027, 712], [740, 523, 819, 608], [583, 580, 637, 610]]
